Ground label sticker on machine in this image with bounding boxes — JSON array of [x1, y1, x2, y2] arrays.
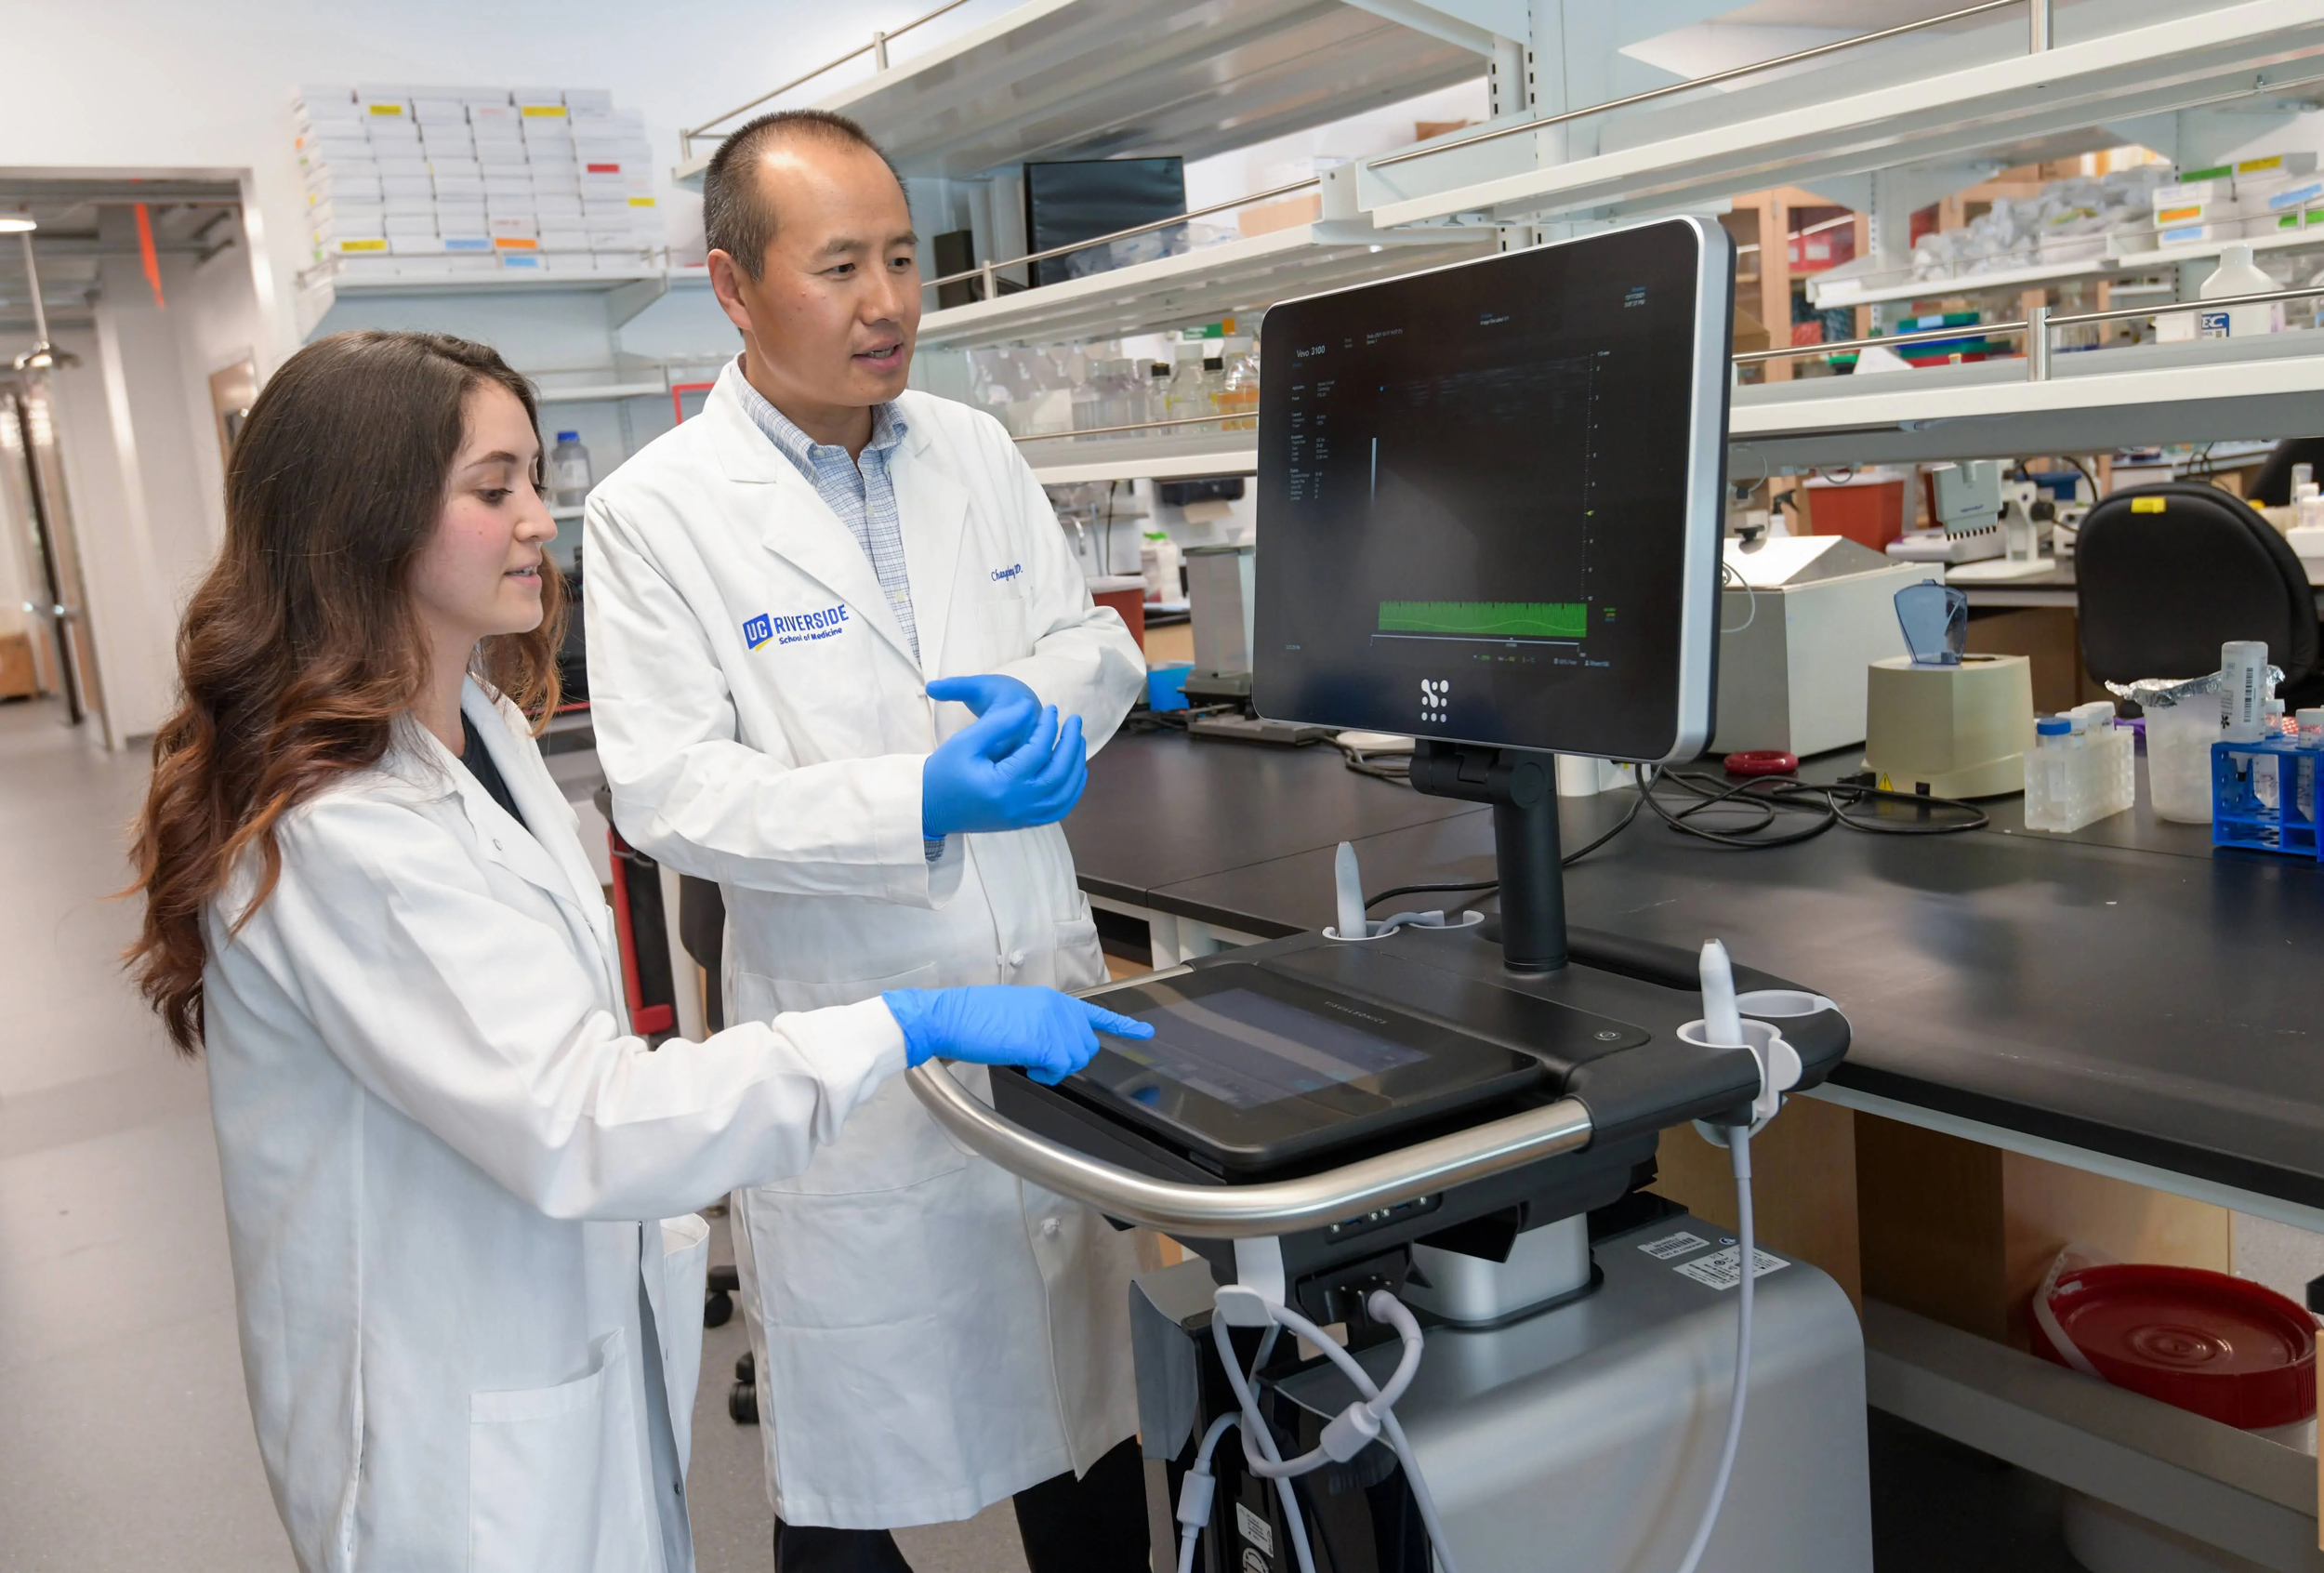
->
[[1235, 1501, 1274, 1556], [1638, 1230, 1710, 1261], [1674, 1246, 1790, 1290]]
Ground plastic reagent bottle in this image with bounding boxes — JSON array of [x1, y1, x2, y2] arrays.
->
[[550, 430, 593, 508], [2199, 244, 2280, 338], [2221, 640, 2272, 743]]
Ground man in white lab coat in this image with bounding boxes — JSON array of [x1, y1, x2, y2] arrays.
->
[[583, 110, 1151, 1572]]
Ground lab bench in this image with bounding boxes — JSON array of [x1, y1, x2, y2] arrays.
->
[[1072, 727, 2324, 1220], [1070, 725, 2324, 1568]]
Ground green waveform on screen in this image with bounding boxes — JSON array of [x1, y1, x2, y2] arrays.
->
[[1378, 600, 1589, 640]]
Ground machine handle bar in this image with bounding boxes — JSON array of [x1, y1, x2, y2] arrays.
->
[[905, 1062, 1594, 1239]]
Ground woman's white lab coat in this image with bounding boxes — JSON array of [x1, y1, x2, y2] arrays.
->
[[200, 678, 909, 1573], [583, 364, 1149, 1527]]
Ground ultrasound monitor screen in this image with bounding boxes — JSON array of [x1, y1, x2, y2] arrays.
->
[[1251, 218, 1731, 760]]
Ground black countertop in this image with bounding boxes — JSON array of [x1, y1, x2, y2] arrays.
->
[[1069, 727, 2324, 1212]]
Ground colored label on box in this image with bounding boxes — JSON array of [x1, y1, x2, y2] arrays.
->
[[332, 237, 390, 253], [493, 236, 538, 251], [627, 195, 656, 208], [522, 104, 567, 118]]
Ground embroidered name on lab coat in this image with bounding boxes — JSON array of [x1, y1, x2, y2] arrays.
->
[[745, 606, 851, 649]]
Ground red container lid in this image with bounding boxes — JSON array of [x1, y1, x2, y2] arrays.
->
[[2031, 1263, 2317, 1430]]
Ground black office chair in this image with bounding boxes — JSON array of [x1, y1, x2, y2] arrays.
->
[[2247, 436, 2324, 508], [2076, 482, 2324, 708]]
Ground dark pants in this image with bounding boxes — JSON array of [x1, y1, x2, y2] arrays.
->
[[773, 1436, 1150, 1573]]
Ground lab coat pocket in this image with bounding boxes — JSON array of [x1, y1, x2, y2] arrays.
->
[[469, 1330, 637, 1573], [1044, 915, 1108, 994], [658, 1214, 711, 1478], [736, 963, 974, 1195]]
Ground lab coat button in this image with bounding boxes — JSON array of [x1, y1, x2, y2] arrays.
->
[[1009, 948, 1027, 968], [1041, 1217, 1061, 1238]]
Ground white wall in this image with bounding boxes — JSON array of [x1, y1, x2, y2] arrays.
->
[[0, 0, 1022, 364]]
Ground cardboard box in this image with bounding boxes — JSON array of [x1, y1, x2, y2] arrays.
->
[[0, 633, 41, 702], [384, 213, 438, 237], [477, 141, 528, 165]]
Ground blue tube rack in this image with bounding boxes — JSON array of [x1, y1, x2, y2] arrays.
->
[[2211, 738, 2324, 858]]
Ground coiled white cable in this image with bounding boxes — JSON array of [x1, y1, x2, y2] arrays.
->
[[1182, 1123, 1757, 1573], [1206, 1287, 1459, 1573]]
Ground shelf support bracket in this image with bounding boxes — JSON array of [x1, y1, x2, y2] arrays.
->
[[606, 274, 669, 330]]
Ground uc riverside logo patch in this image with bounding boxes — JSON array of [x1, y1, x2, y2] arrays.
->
[[746, 604, 852, 650]]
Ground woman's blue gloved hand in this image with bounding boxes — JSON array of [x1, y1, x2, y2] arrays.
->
[[921, 675, 1088, 839], [882, 985, 1155, 1085]]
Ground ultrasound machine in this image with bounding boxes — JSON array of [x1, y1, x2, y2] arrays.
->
[[910, 218, 1874, 1573]]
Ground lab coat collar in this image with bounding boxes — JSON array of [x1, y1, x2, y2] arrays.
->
[[704, 363, 920, 670], [375, 681, 603, 935]]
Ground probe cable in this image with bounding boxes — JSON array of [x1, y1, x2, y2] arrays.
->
[[1675, 1124, 1755, 1573]]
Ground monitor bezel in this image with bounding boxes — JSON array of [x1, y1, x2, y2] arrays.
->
[[1250, 216, 1734, 764]]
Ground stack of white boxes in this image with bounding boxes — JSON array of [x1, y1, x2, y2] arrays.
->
[[296, 84, 662, 280], [2151, 152, 2324, 247]]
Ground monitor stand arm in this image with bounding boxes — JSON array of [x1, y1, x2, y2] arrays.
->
[[1407, 742, 1567, 972]]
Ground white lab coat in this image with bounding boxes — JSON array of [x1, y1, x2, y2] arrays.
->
[[584, 362, 1148, 1527], [201, 677, 910, 1573]]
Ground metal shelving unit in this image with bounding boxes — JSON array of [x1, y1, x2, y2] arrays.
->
[[1359, 2, 2324, 229], [916, 220, 1496, 350], [1016, 429, 1259, 486], [1729, 329, 2324, 469], [675, 0, 1485, 185]]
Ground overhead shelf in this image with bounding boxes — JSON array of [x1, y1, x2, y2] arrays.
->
[[675, 0, 1484, 186], [1018, 429, 1258, 485], [915, 221, 1497, 350], [533, 380, 669, 403], [1808, 253, 2146, 310], [1728, 330, 2324, 469], [1818, 221, 2324, 309], [1361, 1, 2324, 230]]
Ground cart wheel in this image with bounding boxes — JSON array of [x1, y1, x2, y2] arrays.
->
[[705, 1263, 740, 1328], [729, 1381, 759, 1425], [735, 1350, 755, 1384]]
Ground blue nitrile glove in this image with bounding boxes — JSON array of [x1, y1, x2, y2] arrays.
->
[[882, 985, 1156, 1085], [921, 674, 1089, 839]]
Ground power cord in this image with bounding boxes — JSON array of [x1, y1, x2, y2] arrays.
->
[[1644, 769, 1987, 848], [1360, 765, 1979, 908], [1362, 768, 1655, 910]]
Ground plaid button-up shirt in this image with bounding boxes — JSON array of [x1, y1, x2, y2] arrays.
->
[[733, 370, 920, 663]]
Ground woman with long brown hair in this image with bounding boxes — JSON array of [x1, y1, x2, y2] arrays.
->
[[125, 329, 1142, 1573]]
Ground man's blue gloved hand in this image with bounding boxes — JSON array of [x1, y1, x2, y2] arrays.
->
[[921, 674, 1089, 839], [882, 985, 1156, 1085]]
